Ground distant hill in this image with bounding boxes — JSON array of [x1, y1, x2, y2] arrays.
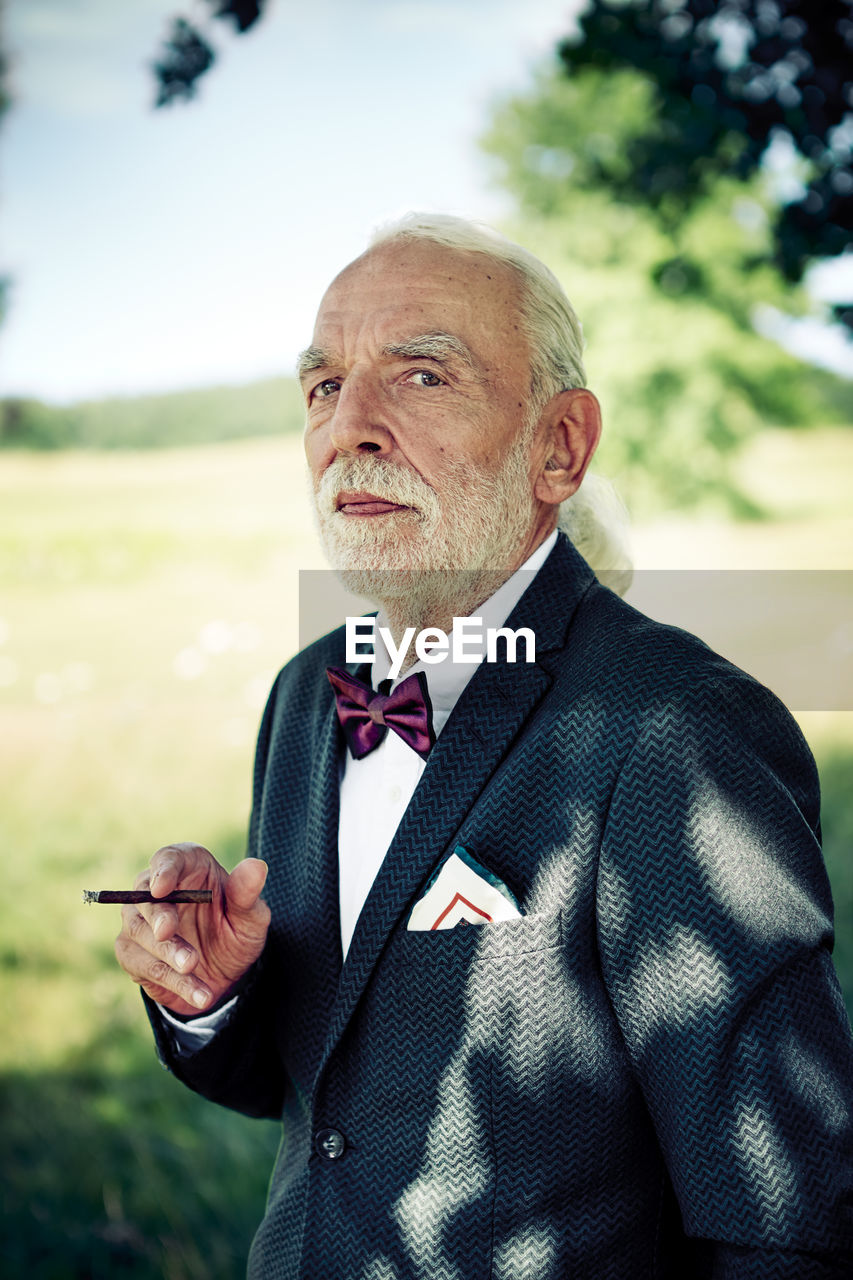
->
[[0, 364, 850, 454], [0, 377, 306, 450]]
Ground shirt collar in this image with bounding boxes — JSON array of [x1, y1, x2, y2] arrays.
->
[[369, 529, 558, 736]]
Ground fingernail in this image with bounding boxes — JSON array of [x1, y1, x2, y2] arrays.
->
[[192, 990, 208, 1008], [175, 948, 191, 970]]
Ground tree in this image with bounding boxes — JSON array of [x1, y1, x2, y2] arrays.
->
[[555, 0, 853, 329], [151, 2, 851, 326], [153, 0, 268, 107], [483, 48, 852, 515]]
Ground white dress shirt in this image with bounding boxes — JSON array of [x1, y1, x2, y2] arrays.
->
[[162, 530, 557, 1045]]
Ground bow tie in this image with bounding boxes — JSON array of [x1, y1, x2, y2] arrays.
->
[[326, 666, 435, 761]]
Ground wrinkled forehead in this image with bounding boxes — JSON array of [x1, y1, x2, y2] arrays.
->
[[312, 239, 527, 355]]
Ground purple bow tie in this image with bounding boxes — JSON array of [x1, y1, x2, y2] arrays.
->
[[326, 666, 435, 761]]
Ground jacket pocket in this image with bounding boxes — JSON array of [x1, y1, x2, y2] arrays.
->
[[399, 910, 562, 961]]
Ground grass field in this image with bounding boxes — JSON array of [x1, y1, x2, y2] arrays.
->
[[1, 431, 851, 1277]]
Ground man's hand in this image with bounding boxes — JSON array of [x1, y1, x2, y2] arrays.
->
[[114, 843, 271, 1016]]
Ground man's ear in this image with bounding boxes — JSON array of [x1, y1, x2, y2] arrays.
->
[[534, 389, 602, 505]]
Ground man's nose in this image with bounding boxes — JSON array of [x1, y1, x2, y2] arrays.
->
[[328, 377, 394, 456]]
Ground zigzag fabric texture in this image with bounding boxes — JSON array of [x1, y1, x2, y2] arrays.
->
[[145, 534, 853, 1279]]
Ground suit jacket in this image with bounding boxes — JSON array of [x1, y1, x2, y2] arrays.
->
[[147, 533, 853, 1279]]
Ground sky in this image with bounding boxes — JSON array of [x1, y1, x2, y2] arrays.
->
[[1, 0, 585, 403], [2, 0, 850, 405]]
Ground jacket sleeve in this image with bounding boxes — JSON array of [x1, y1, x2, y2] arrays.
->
[[141, 670, 289, 1122], [597, 666, 853, 1277]]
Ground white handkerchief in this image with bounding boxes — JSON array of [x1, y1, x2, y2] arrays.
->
[[407, 845, 522, 931]]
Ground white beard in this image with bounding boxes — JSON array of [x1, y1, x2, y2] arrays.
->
[[312, 430, 538, 625]]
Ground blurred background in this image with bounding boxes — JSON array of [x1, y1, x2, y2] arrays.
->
[[1, 2, 851, 1275]]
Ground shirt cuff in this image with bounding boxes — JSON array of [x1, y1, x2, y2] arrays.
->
[[156, 995, 239, 1054]]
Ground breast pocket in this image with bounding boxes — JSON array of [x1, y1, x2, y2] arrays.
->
[[386, 912, 564, 1052], [399, 910, 562, 961], [374, 912, 568, 1136]]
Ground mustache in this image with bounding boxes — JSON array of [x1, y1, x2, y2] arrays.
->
[[315, 455, 439, 518]]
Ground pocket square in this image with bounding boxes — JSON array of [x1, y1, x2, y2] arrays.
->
[[407, 845, 522, 931]]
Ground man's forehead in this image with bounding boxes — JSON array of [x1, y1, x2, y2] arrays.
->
[[335, 235, 508, 281], [310, 240, 525, 353]]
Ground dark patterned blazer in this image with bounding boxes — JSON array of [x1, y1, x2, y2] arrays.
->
[[147, 533, 853, 1279]]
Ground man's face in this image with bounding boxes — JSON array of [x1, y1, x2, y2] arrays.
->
[[300, 239, 547, 586]]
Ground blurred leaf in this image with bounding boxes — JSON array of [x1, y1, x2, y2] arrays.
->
[[208, 1, 264, 33], [153, 19, 216, 108], [152, 2, 268, 106]]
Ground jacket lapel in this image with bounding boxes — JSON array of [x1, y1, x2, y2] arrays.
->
[[296, 640, 377, 999], [272, 691, 344, 1085], [303, 698, 345, 980], [313, 534, 597, 1082]]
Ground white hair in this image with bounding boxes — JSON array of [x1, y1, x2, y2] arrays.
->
[[558, 473, 633, 597], [369, 211, 586, 404], [368, 212, 633, 596]]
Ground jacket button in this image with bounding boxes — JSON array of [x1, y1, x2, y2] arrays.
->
[[315, 1128, 346, 1160]]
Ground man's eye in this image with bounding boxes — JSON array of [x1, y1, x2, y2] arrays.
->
[[409, 370, 444, 388], [312, 379, 340, 400]]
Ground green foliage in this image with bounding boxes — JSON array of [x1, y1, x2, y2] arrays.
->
[[483, 63, 853, 515], [557, 1, 853, 325], [1, 1021, 279, 1279], [0, 377, 305, 451]]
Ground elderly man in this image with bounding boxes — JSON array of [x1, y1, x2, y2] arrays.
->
[[116, 215, 853, 1279]]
